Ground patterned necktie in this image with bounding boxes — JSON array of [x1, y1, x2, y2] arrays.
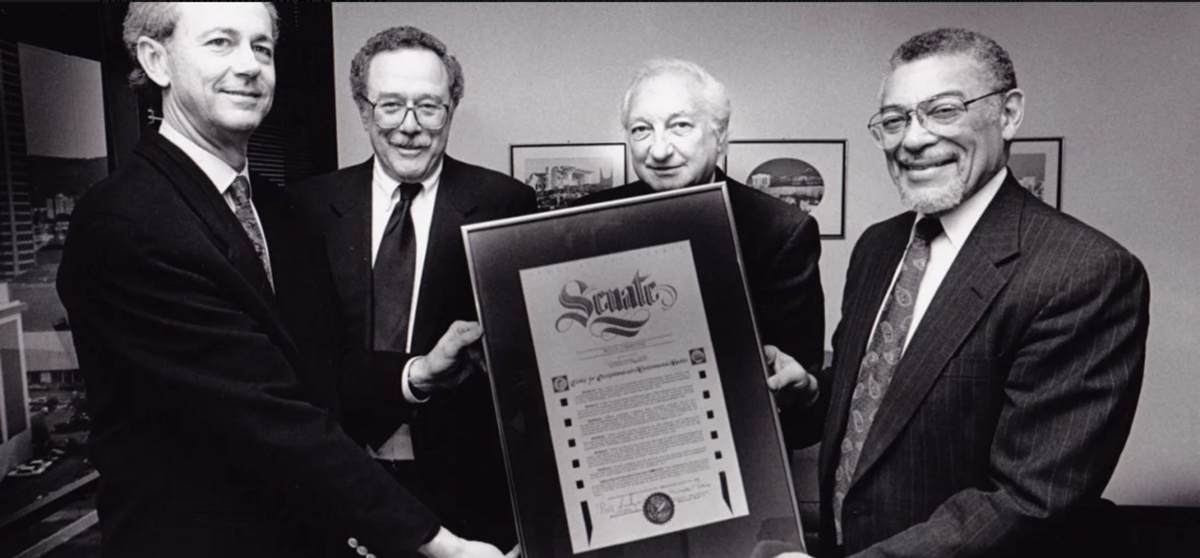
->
[[372, 182, 423, 351], [226, 175, 273, 290], [833, 216, 942, 541]]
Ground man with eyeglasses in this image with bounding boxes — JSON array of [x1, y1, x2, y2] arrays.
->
[[775, 28, 1149, 558], [294, 26, 536, 552], [575, 59, 827, 417]]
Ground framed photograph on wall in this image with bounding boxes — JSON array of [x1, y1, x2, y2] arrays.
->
[[724, 139, 846, 238], [1009, 137, 1062, 209], [511, 143, 626, 211]]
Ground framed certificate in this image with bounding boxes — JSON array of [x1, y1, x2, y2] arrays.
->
[[463, 184, 805, 558]]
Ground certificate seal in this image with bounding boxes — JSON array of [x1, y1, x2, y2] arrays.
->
[[642, 492, 675, 525]]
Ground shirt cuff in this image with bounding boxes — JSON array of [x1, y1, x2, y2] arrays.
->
[[401, 356, 432, 404]]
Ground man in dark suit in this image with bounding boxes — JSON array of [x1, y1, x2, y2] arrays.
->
[[777, 29, 1150, 558], [576, 59, 826, 408], [292, 26, 537, 549], [58, 4, 510, 558]]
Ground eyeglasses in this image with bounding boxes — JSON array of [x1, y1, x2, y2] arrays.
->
[[357, 95, 451, 130], [867, 89, 1009, 149]]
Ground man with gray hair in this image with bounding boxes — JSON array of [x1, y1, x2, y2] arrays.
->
[[778, 28, 1148, 558], [59, 4, 511, 557], [577, 59, 826, 428]]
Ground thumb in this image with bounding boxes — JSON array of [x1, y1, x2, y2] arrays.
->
[[766, 373, 784, 392], [763, 344, 780, 371], [443, 321, 482, 352]]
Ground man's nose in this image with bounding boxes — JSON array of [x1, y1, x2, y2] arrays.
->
[[397, 108, 422, 134], [648, 132, 675, 161], [899, 112, 939, 151], [230, 44, 264, 78]]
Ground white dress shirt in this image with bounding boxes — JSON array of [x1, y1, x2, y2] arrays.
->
[[369, 157, 442, 460], [868, 168, 1007, 350], [158, 122, 270, 263]]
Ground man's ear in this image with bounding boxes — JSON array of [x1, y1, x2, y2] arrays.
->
[[1000, 88, 1025, 140], [137, 37, 171, 88], [357, 103, 374, 130], [714, 123, 730, 157]]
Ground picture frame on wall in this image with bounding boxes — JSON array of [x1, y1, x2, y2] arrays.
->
[[1009, 137, 1063, 210], [511, 143, 627, 212], [723, 139, 846, 238]]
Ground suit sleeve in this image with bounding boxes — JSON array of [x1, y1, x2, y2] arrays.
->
[[768, 214, 827, 448], [509, 180, 539, 216], [761, 213, 825, 372], [60, 213, 440, 557], [853, 247, 1149, 558]]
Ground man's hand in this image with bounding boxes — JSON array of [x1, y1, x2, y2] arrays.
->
[[410, 321, 484, 394], [764, 344, 819, 408], [419, 527, 508, 558]]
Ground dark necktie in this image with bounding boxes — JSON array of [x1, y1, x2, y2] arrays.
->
[[226, 175, 273, 290], [833, 216, 943, 541], [373, 182, 423, 351]]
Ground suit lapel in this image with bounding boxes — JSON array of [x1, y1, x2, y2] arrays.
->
[[326, 160, 375, 349], [137, 133, 300, 360], [412, 156, 477, 352], [820, 215, 911, 481], [139, 134, 277, 304], [849, 176, 1025, 486]]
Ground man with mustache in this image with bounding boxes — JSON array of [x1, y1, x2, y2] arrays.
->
[[294, 26, 537, 549], [575, 59, 826, 429], [58, 4, 510, 557], [777, 28, 1149, 558]]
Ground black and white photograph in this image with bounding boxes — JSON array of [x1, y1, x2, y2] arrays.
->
[[724, 140, 846, 238], [510, 143, 626, 211], [0, 3, 1195, 558]]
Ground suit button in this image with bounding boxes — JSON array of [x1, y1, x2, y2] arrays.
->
[[357, 546, 369, 556], [348, 538, 359, 548], [366, 555, 376, 558]]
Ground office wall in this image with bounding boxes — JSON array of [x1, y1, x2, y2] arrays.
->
[[332, 2, 1200, 506]]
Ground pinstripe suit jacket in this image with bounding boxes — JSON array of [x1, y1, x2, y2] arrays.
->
[[817, 172, 1150, 557]]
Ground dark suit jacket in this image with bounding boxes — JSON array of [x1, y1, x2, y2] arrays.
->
[[292, 155, 537, 546], [818, 173, 1150, 557], [57, 132, 439, 558]]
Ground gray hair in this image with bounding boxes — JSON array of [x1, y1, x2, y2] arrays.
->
[[889, 28, 1017, 92], [620, 58, 731, 136], [349, 26, 465, 110], [122, 2, 280, 93]]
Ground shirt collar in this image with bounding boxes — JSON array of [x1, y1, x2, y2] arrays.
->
[[158, 121, 247, 194], [922, 167, 1007, 249], [372, 157, 443, 199]]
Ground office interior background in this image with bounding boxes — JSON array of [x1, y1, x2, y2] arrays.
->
[[0, 2, 1196, 556]]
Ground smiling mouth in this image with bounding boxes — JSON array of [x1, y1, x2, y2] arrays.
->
[[222, 90, 262, 99], [901, 158, 954, 172]]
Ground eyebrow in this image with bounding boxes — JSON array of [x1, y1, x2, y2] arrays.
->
[[371, 93, 447, 104], [199, 28, 275, 45], [629, 109, 695, 123], [880, 89, 967, 111]]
